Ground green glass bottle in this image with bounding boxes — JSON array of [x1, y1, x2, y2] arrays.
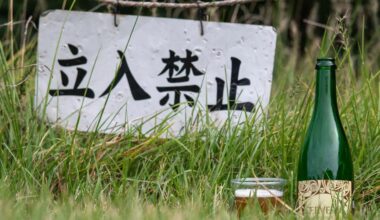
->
[[296, 58, 354, 217]]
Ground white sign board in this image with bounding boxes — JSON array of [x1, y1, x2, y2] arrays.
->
[[37, 10, 276, 136]]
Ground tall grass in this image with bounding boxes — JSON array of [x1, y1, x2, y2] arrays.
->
[[0, 2, 379, 220]]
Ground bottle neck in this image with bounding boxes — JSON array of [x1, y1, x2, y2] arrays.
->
[[313, 67, 339, 115]]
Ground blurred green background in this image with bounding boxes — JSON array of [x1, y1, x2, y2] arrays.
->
[[1, 0, 379, 55]]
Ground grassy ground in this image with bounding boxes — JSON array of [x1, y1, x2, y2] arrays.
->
[[0, 3, 380, 220]]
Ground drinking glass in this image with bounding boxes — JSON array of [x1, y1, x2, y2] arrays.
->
[[231, 178, 286, 216]]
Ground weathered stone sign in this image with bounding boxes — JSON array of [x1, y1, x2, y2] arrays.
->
[[36, 10, 276, 136]]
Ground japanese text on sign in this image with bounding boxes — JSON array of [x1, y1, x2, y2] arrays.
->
[[37, 10, 276, 136]]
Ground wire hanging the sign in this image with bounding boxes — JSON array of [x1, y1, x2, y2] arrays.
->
[[112, 0, 120, 27], [195, 0, 208, 36]]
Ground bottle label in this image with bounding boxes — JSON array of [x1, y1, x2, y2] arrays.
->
[[297, 180, 352, 217]]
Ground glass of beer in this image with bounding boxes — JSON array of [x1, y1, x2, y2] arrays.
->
[[231, 178, 286, 216]]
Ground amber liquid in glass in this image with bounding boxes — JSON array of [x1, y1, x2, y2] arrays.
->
[[234, 189, 283, 216]]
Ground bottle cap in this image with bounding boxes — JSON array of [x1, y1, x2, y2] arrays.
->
[[316, 58, 336, 70]]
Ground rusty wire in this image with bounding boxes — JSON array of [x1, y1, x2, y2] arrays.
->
[[99, 0, 260, 9]]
